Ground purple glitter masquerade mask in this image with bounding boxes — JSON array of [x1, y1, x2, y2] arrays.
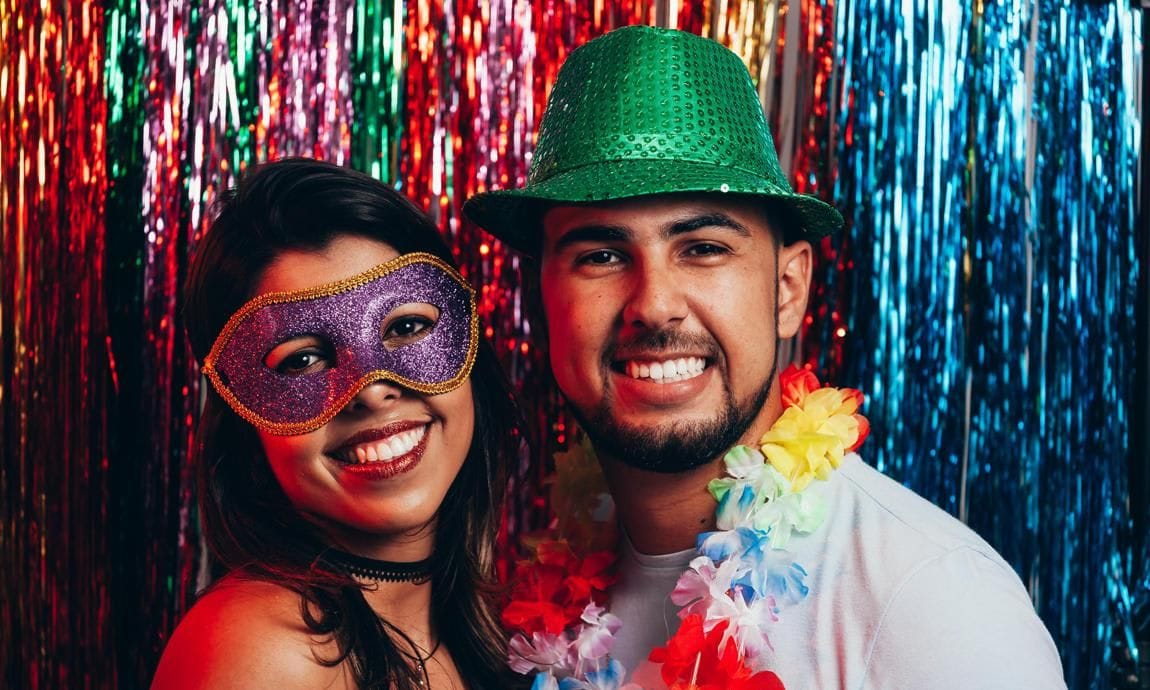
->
[[202, 253, 478, 435]]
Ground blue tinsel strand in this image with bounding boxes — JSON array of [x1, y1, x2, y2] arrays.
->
[[832, 1, 1142, 686]]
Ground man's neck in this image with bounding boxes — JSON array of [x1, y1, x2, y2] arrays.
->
[[600, 457, 723, 555], [598, 384, 785, 555]]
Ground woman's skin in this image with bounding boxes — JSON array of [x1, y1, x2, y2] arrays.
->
[[152, 235, 473, 689]]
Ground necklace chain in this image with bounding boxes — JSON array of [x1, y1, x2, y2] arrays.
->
[[405, 637, 441, 688]]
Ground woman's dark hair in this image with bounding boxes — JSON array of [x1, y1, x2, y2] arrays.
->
[[184, 158, 522, 689]]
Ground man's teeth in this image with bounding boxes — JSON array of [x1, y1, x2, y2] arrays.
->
[[345, 426, 426, 464], [625, 357, 706, 383]]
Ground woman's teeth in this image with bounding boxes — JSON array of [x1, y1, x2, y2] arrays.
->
[[343, 426, 426, 464], [625, 357, 707, 383]]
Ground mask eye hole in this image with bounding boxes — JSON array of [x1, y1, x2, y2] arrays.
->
[[381, 303, 439, 351], [264, 336, 335, 376]]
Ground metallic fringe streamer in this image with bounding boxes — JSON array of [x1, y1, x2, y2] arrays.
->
[[1, 0, 112, 687], [832, 0, 1144, 685], [352, 0, 405, 183], [103, 0, 359, 684], [1018, 4, 1142, 685]]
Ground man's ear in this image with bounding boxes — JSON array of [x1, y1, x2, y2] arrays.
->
[[777, 240, 813, 339]]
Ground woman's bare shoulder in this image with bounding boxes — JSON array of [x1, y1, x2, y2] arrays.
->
[[150, 576, 351, 690]]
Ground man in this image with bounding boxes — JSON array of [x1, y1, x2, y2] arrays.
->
[[465, 25, 1065, 688]]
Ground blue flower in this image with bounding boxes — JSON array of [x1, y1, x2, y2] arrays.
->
[[581, 659, 626, 690], [532, 671, 559, 690], [697, 525, 762, 562], [713, 483, 758, 530], [734, 545, 810, 606]]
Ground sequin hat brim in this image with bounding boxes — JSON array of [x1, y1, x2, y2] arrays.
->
[[463, 158, 844, 254]]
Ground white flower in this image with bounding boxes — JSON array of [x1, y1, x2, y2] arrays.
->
[[574, 602, 622, 662], [719, 591, 780, 661], [509, 631, 576, 676], [749, 489, 825, 549], [670, 556, 748, 625]]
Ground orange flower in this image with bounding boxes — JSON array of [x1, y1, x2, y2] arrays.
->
[[780, 364, 820, 409]]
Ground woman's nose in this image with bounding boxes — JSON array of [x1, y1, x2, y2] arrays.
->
[[341, 378, 403, 415]]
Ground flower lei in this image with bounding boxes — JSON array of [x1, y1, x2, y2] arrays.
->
[[503, 365, 870, 690]]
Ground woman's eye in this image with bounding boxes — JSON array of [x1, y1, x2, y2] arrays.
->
[[275, 349, 330, 375], [384, 316, 434, 343]]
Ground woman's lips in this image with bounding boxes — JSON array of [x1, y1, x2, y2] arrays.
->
[[332, 424, 428, 464], [338, 425, 431, 480]]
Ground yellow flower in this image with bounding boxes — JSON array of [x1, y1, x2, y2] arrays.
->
[[760, 388, 864, 492]]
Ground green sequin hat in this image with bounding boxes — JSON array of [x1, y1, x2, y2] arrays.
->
[[463, 25, 844, 253]]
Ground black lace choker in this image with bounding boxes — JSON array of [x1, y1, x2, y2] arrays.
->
[[323, 549, 433, 584]]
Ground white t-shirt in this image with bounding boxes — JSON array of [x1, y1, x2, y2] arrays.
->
[[608, 454, 1067, 689]]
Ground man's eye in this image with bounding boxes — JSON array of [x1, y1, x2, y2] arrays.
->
[[685, 243, 728, 257], [275, 349, 330, 375], [384, 316, 434, 343], [577, 249, 623, 266]]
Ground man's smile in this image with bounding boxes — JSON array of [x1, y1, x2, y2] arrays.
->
[[620, 356, 708, 383]]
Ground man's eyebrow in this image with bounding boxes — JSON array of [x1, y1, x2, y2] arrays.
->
[[665, 213, 752, 238], [550, 224, 632, 253]]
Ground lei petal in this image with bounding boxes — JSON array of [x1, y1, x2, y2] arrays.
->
[[531, 672, 560, 690], [780, 364, 820, 408], [574, 603, 623, 662], [761, 401, 856, 491], [650, 615, 785, 690], [696, 526, 759, 562], [733, 546, 810, 607], [511, 631, 576, 675], [670, 556, 750, 626]]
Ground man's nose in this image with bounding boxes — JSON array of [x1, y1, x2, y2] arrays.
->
[[621, 260, 688, 331]]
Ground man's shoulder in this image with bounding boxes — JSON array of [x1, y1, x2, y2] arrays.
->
[[828, 454, 1003, 559], [796, 454, 1030, 616], [780, 456, 1065, 686]]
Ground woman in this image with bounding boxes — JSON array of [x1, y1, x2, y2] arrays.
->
[[152, 159, 522, 689]]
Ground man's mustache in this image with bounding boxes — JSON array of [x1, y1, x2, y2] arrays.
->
[[603, 329, 721, 365]]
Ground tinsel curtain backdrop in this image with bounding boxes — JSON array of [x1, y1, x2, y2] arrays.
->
[[1, 1, 1145, 688]]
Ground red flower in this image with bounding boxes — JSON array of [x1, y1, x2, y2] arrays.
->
[[780, 364, 820, 409], [502, 562, 572, 634], [649, 615, 785, 690], [503, 540, 617, 636], [563, 549, 616, 603]]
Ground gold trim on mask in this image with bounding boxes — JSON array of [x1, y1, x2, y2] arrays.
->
[[200, 252, 480, 436]]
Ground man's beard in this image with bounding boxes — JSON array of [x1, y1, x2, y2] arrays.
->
[[566, 330, 778, 474]]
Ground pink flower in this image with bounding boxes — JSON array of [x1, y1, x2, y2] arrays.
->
[[508, 631, 575, 675], [575, 602, 622, 662]]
